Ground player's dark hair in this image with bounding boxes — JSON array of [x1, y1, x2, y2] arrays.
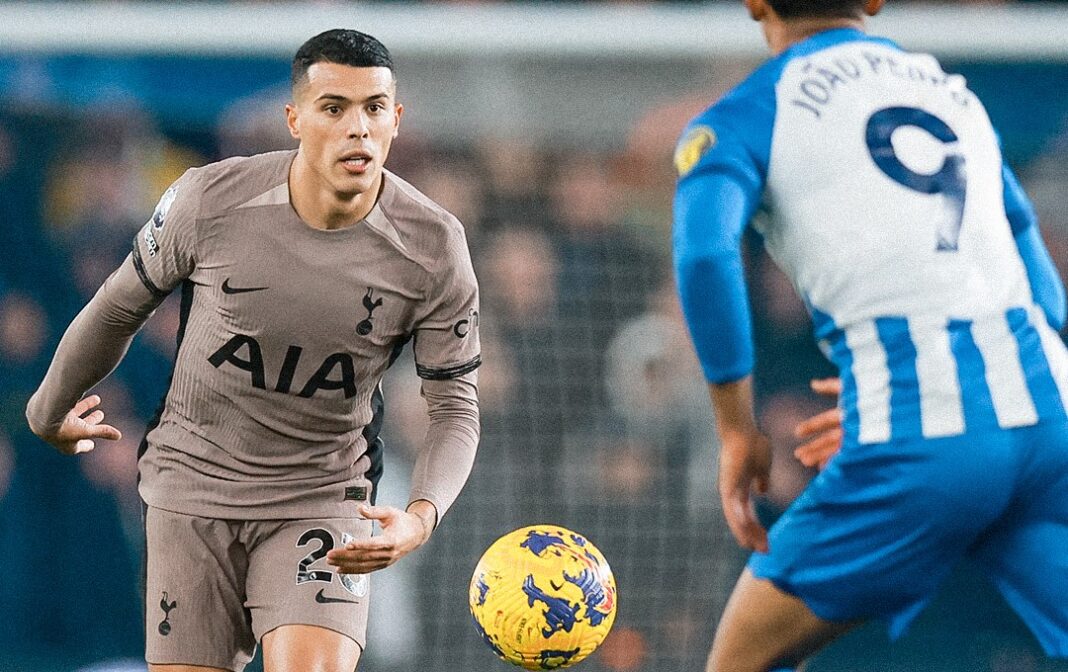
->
[[766, 0, 867, 19], [291, 29, 395, 88]]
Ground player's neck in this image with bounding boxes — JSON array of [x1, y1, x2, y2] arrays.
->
[[289, 156, 382, 231], [764, 16, 865, 56]]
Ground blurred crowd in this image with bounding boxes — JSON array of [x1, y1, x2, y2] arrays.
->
[[1, 52, 1068, 672]]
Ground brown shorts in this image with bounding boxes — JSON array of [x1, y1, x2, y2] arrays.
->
[[144, 506, 372, 671]]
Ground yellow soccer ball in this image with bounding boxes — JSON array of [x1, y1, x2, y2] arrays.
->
[[469, 525, 618, 670]]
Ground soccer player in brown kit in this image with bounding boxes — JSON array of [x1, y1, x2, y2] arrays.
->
[[26, 29, 481, 672]]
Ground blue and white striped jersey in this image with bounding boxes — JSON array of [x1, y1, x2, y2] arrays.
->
[[673, 28, 1067, 445]]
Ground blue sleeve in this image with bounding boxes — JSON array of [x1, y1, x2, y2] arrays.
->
[[672, 113, 765, 383], [1004, 163, 1066, 330]]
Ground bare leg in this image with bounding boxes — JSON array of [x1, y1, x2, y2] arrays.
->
[[262, 624, 362, 672], [707, 569, 858, 672]]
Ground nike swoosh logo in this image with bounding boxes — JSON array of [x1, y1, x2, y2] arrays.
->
[[222, 278, 268, 295], [315, 588, 358, 605]]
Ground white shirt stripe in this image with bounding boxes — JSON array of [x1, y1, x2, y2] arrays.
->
[[971, 314, 1038, 429], [910, 316, 966, 438], [846, 321, 892, 444]]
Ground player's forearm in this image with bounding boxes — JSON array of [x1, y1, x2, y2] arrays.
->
[[407, 373, 480, 527], [708, 376, 760, 446], [676, 250, 756, 382], [26, 256, 162, 435]]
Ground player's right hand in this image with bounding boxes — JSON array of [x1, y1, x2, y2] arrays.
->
[[793, 377, 843, 470], [31, 394, 122, 455], [718, 430, 772, 553]]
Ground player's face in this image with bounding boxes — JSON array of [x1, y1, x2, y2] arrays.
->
[[287, 63, 403, 198]]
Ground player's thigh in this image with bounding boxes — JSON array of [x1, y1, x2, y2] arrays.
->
[[245, 517, 373, 655], [708, 569, 855, 672], [750, 432, 1015, 629], [144, 506, 256, 671], [261, 624, 361, 672], [971, 421, 1068, 657], [149, 666, 232, 672]]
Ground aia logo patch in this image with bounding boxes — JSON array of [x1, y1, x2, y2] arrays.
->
[[357, 288, 383, 336]]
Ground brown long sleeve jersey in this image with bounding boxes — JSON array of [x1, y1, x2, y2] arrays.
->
[[27, 150, 481, 520]]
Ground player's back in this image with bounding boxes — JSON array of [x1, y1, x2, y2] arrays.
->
[[763, 37, 1021, 329], [686, 29, 1068, 445]]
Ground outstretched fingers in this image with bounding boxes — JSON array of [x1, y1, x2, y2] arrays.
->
[[87, 422, 122, 441], [73, 394, 102, 417], [326, 535, 396, 574], [809, 377, 842, 397], [78, 408, 122, 441], [66, 422, 122, 455], [794, 408, 842, 439], [794, 430, 843, 469]]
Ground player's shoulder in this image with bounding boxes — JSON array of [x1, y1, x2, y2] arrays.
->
[[688, 29, 912, 132], [370, 170, 470, 270], [675, 57, 786, 180], [693, 50, 792, 132], [674, 30, 915, 180], [180, 150, 294, 217]]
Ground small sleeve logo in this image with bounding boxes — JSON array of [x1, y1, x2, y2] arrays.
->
[[151, 184, 179, 230], [453, 308, 479, 338], [674, 125, 717, 178]]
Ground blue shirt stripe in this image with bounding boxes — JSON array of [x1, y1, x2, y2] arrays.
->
[[875, 318, 923, 440], [947, 319, 998, 433], [813, 307, 861, 445], [1009, 308, 1068, 423]]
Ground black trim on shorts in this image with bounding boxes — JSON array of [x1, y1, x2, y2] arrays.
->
[[416, 354, 482, 381], [131, 235, 168, 300]]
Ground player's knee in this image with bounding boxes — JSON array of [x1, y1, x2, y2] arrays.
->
[[261, 624, 361, 672], [264, 651, 361, 672]]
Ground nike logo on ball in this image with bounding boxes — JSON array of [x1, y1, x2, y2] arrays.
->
[[222, 278, 268, 294], [315, 588, 358, 605]]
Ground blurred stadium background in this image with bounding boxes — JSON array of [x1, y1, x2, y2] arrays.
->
[[1, 2, 1067, 671]]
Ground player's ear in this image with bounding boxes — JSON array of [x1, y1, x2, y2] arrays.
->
[[392, 103, 403, 139], [285, 103, 301, 141], [864, 0, 886, 16], [744, 0, 769, 21]]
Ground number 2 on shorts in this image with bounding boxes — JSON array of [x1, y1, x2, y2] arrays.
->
[[295, 528, 335, 584]]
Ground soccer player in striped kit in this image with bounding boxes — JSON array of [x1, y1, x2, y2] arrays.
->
[[672, 0, 1068, 670]]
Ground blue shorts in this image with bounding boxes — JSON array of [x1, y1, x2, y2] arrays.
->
[[749, 419, 1068, 656]]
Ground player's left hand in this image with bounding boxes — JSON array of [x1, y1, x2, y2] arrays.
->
[[325, 503, 430, 574], [793, 377, 843, 470], [718, 430, 772, 553]]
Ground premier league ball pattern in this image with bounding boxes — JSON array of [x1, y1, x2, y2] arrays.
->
[[469, 525, 617, 670]]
